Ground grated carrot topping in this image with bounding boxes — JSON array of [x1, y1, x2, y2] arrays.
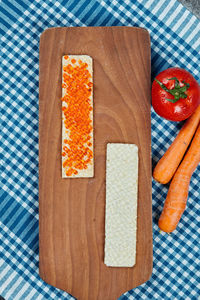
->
[[62, 58, 93, 176]]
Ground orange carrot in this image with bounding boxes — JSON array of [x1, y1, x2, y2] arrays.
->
[[158, 123, 200, 233], [153, 105, 200, 184]]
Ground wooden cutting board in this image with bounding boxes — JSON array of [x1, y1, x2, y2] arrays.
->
[[39, 27, 152, 300]]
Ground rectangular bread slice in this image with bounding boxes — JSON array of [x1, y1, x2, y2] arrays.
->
[[62, 55, 93, 178], [104, 143, 138, 267]]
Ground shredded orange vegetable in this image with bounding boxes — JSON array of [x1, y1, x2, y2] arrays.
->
[[61, 58, 93, 176]]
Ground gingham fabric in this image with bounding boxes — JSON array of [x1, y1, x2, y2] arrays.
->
[[0, 0, 200, 299]]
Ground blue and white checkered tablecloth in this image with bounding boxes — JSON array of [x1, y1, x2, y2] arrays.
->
[[0, 0, 200, 299]]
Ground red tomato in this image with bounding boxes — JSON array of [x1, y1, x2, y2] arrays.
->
[[152, 68, 200, 121]]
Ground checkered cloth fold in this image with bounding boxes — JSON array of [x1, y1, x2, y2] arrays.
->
[[0, 0, 200, 299]]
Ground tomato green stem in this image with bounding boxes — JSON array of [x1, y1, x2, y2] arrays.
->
[[155, 77, 190, 103]]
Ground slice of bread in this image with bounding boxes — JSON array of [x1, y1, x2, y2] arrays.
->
[[105, 143, 138, 267]]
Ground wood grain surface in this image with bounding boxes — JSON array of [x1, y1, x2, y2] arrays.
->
[[39, 27, 152, 300]]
